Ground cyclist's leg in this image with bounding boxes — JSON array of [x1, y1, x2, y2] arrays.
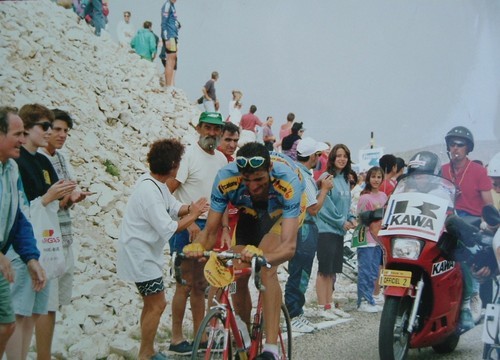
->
[[259, 232, 283, 346], [231, 245, 252, 326]]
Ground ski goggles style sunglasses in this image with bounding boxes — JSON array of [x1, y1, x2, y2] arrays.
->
[[236, 156, 266, 169], [33, 121, 52, 131], [448, 140, 466, 148]]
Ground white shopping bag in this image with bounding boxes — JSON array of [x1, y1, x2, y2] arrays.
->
[[30, 198, 66, 280]]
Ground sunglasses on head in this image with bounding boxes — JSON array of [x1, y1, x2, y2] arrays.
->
[[34, 121, 52, 131], [448, 140, 466, 148], [236, 156, 266, 169]]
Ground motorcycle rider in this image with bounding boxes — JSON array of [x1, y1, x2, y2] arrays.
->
[[406, 150, 491, 332], [442, 126, 493, 324]]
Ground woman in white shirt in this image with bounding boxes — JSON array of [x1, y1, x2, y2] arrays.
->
[[117, 138, 208, 360]]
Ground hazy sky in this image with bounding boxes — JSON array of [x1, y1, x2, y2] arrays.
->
[[107, 0, 500, 159]]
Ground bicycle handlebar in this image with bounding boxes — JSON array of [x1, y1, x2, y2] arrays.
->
[[172, 251, 270, 291]]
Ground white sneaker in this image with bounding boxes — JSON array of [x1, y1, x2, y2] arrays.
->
[[332, 305, 351, 318], [314, 306, 339, 320], [373, 293, 385, 305], [470, 293, 483, 324], [290, 315, 315, 333], [358, 301, 381, 313], [297, 314, 318, 330]]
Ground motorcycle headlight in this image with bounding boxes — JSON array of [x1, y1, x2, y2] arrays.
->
[[392, 238, 423, 260]]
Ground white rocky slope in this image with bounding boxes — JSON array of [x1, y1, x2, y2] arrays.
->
[[1, 2, 357, 359]]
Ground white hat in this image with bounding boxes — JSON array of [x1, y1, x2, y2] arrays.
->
[[297, 137, 329, 157]]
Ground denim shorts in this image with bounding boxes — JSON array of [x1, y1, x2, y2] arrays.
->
[[0, 274, 15, 323], [10, 257, 50, 316], [169, 219, 207, 253]]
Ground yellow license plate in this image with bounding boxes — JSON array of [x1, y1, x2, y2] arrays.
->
[[380, 270, 412, 288]]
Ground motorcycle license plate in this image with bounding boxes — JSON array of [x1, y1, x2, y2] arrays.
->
[[380, 270, 412, 288]]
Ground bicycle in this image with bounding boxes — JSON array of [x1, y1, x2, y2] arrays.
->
[[173, 251, 292, 360]]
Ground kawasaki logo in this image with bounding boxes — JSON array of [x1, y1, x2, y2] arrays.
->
[[431, 260, 455, 276]]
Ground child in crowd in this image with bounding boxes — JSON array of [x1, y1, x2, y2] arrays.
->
[[356, 166, 387, 312]]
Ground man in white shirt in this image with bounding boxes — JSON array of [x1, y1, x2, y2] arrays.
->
[[166, 112, 227, 355], [116, 11, 135, 48]]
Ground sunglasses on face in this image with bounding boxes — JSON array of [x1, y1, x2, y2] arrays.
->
[[448, 141, 466, 148], [34, 121, 52, 131], [236, 156, 266, 169]]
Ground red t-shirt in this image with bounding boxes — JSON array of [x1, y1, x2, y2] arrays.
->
[[441, 160, 492, 216], [380, 178, 396, 197]]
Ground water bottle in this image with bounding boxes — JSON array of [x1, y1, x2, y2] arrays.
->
[[235, 315, 251, 348]]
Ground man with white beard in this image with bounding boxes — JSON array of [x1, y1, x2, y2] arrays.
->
[[166, 112, 227, 355]]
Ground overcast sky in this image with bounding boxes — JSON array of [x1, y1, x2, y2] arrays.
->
[[107, 0, 500, 160]]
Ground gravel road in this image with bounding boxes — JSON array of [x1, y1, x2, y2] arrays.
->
[[292, 310, 486, 360]]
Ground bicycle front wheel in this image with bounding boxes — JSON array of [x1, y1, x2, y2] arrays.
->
[[191, 308, 231, 360], [258, 303, 292, 360]]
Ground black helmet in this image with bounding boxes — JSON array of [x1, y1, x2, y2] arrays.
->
[[445, 126, 474, 152], [407, 151, 441, 176]]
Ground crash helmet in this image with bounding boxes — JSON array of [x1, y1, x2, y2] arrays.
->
[[407, 151, 441, 176], [445, 126, 474, 152], [487, 152, 500, 177]]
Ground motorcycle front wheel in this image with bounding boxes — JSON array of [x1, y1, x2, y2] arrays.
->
[[379, 296, 412, 360]]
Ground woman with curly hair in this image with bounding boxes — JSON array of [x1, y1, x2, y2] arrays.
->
[[117, 139, 208, 360]]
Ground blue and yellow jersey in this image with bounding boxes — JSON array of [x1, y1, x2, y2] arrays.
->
[[210, 152, 306, 222]]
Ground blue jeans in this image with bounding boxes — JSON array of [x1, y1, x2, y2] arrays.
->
[[285, 222, 318, 318], [357, 245, 382, 306], [169, 219, 206, 254]]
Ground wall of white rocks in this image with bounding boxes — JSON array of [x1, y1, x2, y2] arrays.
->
[[1, 1, 202, 358]]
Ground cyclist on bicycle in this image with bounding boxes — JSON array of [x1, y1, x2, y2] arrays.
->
[[184, 142, 306, 360]]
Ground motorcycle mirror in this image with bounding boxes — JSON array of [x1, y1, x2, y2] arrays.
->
[[359, 208, 384, 226], [482, 204, 500, 227]]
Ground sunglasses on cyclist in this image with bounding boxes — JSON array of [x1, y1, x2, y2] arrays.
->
[[236, 156, 266, 169], [448, 140, 466, 148], [34, 121, 52, 131]]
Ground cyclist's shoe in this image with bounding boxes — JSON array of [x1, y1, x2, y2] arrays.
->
[[255, 351, 279, 360], [168, 340, 192, 355]]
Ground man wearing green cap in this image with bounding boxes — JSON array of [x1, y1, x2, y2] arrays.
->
[[166, 112, 228, 355]]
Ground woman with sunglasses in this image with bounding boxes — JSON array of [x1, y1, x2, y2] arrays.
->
[[315, 144, 357, 320], [5, 104, 76, 360]]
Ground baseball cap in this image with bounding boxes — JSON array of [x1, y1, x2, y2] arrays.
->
[[199, 112, 224, 126], [297, 137, 329, 157]]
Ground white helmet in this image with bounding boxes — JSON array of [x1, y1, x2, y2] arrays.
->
[[488, 152, 500, 177]]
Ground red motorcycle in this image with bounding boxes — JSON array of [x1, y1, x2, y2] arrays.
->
[[377, 173, 465, 360]]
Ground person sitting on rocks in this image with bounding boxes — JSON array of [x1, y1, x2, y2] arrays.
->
[[116, 139, 208, 360]]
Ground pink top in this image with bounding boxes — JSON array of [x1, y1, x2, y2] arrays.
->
[[279, 123, 292, 140]]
